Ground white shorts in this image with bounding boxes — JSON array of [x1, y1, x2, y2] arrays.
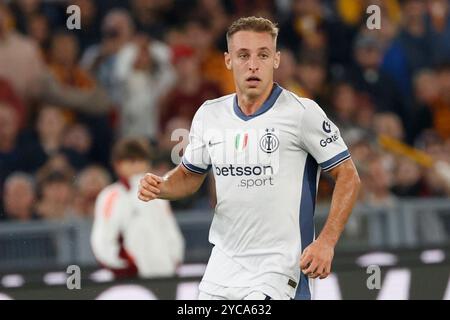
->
[[198, 281, 291, 300]]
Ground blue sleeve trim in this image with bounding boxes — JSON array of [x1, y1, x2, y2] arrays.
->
[[181, 158, 210, 174], [320, 150, 351, 172]]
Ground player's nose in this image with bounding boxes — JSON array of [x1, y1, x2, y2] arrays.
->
[[248, 56, 259, 71]]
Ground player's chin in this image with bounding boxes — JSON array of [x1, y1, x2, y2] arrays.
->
[[243, 84, 262, 96]]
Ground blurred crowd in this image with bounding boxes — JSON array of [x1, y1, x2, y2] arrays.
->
[[0, 0, 450, 225]]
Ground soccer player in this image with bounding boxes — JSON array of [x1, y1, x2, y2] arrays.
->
[[138, 17, 361, 300], [92, 138, 184, 278]]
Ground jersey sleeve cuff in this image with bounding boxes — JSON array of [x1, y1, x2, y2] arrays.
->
[[181, 158, 211, 174], [320, 150, 351, 172]]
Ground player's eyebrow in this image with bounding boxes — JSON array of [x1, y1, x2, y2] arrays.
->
[[236, 47, 272, 53]]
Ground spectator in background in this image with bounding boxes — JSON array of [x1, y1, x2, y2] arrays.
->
[[10, 0, 42, 34], [0, 103, 23, 201], [48, 30, 113, 167], [274, 48, 306, 97], [21, 105, 88, 172], [421, 134, 450, 197], [332, 0, 400, 69], [349, 31, 409, 136], [232, 0, 275, 20], [427, 0, 450, 66], [48, 31, 96, 93], [2, 172, 39, 222], [278, 0, 328, 57], [184, 19, 235, 95], [193, 0, 229, 43], [35, 170, 74, 220], [70, 0, 101, 52], [0, 3, 46, 106], [91, 138, 184, 278], [62, 123, 93, 166], [295, 54, 328, 105], [0, 3, 112, 120], [23, 105, 67, 172], [362, 154, 397, 208], [329, 81, 358, 128], [81, 9, 136, 104], [130, 0, 181, 41], [70, 165, 112, 219], [159, 44, 222, 133], [114, 34, 175, 141], [354, 94, 377, 132], [391, 156, 424, 197], [382, 0, 431, 98], [328, 81, 373, 144], [0, 103, 21, 159], [430, 62, 450, 140], [26, 13, 51, 62], [35, 153, 76, 184], [410, 69, 439, 141], [0, 78, 26, 128], [373, 112, 405, 141]]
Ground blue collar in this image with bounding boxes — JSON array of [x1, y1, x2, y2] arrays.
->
[[233, 83, 283, 121]]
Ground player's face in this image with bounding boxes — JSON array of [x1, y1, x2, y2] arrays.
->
[[225, 31, 280, 99]]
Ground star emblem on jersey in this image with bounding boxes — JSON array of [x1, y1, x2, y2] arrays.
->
[[234, 133, 249, 152], [322, 121, 331, 133], [260, 128, 279, 154]]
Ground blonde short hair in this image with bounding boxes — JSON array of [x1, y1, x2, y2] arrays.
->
[[226, 16, 279, 46]]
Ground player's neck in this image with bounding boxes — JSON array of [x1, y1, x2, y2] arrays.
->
[[237, 83, 274, 116]]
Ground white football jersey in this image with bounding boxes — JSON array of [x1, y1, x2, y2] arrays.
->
[[182, 83, 350, 299], [91, 175, 185, 278]]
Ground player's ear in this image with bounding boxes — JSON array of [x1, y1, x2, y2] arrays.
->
[[274, 51, 281, 69], [224, 52, 232, 70]]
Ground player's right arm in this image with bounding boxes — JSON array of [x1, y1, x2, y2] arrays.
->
[[138, 164, 207, 201], [139, 102, 211, 202]]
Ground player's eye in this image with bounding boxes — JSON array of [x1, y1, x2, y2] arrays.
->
[[259, 53, 269, 59], [238, 53, 249, 59]]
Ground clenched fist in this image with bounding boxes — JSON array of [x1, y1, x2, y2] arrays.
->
[[300, 239, 334, 279], [138, 173, 163, 201]]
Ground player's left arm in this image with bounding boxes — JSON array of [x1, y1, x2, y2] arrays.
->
[[300, 158, 361, 279]]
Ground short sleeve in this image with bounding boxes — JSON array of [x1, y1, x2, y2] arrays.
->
[[181, 106, 212, 174], [299, 100, 351, 172]]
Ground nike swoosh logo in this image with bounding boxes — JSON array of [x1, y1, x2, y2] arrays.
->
[[208, 141, 223, 147]]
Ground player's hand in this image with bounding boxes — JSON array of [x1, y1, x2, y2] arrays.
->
[[299, 239, 334, 279], [138, 173, 163, 201]]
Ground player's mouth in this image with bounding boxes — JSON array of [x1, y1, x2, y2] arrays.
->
[[245, 76, 261, 87]]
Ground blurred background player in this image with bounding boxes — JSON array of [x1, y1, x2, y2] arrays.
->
[[91, 137, 185, 278]]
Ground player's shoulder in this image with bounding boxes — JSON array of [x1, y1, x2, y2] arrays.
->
[[282, 89, 327, 120], [195, 93, 235, 116], [281, 89, 320, 111], [203, 93, 235, 107]]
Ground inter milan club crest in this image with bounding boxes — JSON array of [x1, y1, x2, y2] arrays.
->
[[260, 128, 279, 154]]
